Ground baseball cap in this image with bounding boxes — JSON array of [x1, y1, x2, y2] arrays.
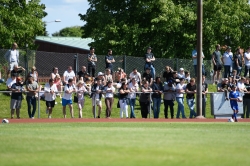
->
[[179, 68, 184, 71], [98, 72, 104, 76]]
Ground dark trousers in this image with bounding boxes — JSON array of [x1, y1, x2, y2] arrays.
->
[[26, 96, 37, 118], [223, 65, 231, 78], [105, 97, 113, 117], [243, 98, 250, 118], [202, 98, 206, 117], [140, 101, 149, 118], [244, 66, 250, 78], [164, 100, 174, 118], [88, 65, 96, 77]]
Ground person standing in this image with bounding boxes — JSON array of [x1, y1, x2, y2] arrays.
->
[[243, 78, 250, 118], [128, 78, 139, 118], [244, 46, 250, 77], [104, 81, 115, 118], [144, 47, 155, 80], [88, 47, 97, 77], [26, 76, 40, 119], [139, 81, 152, 118], [62, 79, 75, 118], [192, 45, 205, 77], [91, 78, 104, 118], [222, 46, 233, 78], [44, 79, 57, 118], [75, 80, 87, 118], [10, 77, 24, 119], [185, 78, 197, 118], [63, 66, 76, 85], [233, 48, 244, 76], [176, 78, 187, 119], [202, 75, 208, 117], [105, 49, 115, 74], [163, 80, 176, 119], [212, 44, 222, 84], [119, 83, 130, 119], [152, 77, 163, 119], [4, 42, 19, 79], [229, 85, 241, 122]]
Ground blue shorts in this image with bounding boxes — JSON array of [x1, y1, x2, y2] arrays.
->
[[62, 98, 72, 106], [231, 104, 238, 111]]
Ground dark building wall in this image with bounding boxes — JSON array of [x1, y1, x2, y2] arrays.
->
[[35, 40, 89, 54]]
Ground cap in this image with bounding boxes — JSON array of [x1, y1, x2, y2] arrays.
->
[[179, 68, 184, 71], [98, 72, 104, 76], [16, 77, 22, 82], [147, 47, 152, 50]]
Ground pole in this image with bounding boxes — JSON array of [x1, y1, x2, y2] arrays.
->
[[196, 0, 204, 119], [149, 93, 152, 118], [38, 91, 40, 119]]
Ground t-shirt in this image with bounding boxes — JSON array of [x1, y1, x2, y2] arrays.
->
[[139, 86, 151, 102], [11, 69, 23, 77], [128, 82, 138, 99], [44, 83, 58, 101], [213, 50, 222, 65], [6, 78, 16, 88], [152, 82, 163, 98], [162, 71, 173, 82], [129, 72, 141, 83], [142, 72, 152, 83], [63, 84, 75, 100], [163, 83, 176, 100], [223, 52, 233, 66], [202, 82, 208, 98], [176, 83, 186, 98], [63, 70, 75, 83], [237, 81, 245, 90], [229, 91, 240, 107], [105, 55, 114, 68], [88, 54, 97, 66], [26, 81, 39, 97], [145, 53, 154, 65], [76, 86, 87, 101], [192, 49, 204, 65], [104, 86, 115, 98], [234, 54, 242, 67], [11, 83, 24, 100], [186, 83, 196, 99], [244, 52, 250, 66], [119, 88, 129, 99], [77, 71, 89, 82], [10, 50, 17, 62]]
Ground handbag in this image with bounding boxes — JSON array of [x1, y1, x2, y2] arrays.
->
[[73, 95, 78, 103]]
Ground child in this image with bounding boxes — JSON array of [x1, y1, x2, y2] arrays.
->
[[229, 84, 242, 122], [76, 80, 87, 118]]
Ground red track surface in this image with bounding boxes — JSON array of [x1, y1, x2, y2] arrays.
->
[[5, 118, 250, 123]]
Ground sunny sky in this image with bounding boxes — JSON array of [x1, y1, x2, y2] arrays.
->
[[40, 0, 89, 36]]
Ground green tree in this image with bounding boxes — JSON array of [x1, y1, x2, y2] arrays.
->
[[0, 0, 47, 49], [79, 0, 250, 58], [52, 26, 83, 37]]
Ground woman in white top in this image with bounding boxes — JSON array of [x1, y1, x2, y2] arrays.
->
[[76, 80, 87, 118], [104, 81, 115, 118], [128, 78, 139, 118], [44, 79, 58, 118], [50, 67, 59, 80], [244, 47, 250, 77], [27, 66, 38, 82], [222, 46, 233, 78], [175, 78, 187, 119], [177, 68, 185, 79]]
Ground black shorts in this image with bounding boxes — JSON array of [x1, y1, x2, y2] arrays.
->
[[46, 100, 55, 108], [214, 64, 222, 71]]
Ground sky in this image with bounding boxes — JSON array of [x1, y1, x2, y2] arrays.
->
[[40, 0, 89, 36]]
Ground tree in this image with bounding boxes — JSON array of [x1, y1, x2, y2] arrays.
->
[[52, 26, 83, 37], [79, 0, 250, 58], [0, 0, 47, 49]]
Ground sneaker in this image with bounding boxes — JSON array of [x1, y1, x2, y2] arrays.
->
[[97, 116, 100, 118], [31, 117, 34, 119], [55, 102, 58, 105], [48, 115, 51, 119]]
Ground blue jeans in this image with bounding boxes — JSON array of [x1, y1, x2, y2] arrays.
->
[[144, 63, 155, 79], [129, 98, 136, 118], [26, 96, 37, 118], [187, 98, 197, 118], [176, 97, 186, 118], [152, 98, 161, 118], [194, 65, 205, 77]]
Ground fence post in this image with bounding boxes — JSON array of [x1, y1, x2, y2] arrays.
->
[[38, 91, 40, 119], [123, 55, 126, 73], [74, 53, 79, 74], [25, 46, 28, 77]]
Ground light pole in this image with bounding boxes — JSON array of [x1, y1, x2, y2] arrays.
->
[[45, 19, 61, 23], [44, 19, 61, 36]]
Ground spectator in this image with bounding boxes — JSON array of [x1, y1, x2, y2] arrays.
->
[[212, 44, 223, 84], [78, 66, 90, 82], [162, 66, 173, 82], [6, 73, 17, 91], [26, 66, 38, 83], [171, 71, 180, 85], [4, 42, 19, 79], [88, 47, 97, 77], [26, 76, 40, 119], [128, 78, 139, 118], [202, 75, 208, 117], [192, 45, 205, 77], [129, 68, 141, 85], [119, 82, 130, 119], [222, 46, 233, 78], [176, 78, 187, 119], [152, 77, 163, 119], [10, 77, 24, 119], [75, 80, 87, 118], [178, 68, 185, 78], [115, 68, 127, 83], [163, 80, 176, 119], [243, 78, 250, 118], [104, 68, 113, 85], [44, 79, 57, 119], [144, 47, 156, 79], [50, 67, 59, 80], [244, 46, 250, 77], [185, 71, 191, 83], [63, 66, 76, 85], [62, 78, 75, 118], [91, 78, 104, 118], [237, 77, 247, 92], [11, 64, 25, 77], [95, 72, 106, 85], [233, 47, 244, 76], [185, 78, 197, 118], [217, 78, 230, 100], [142, 67, 153, 86], [104, 81, 115, 118], [105, 49, 115, 74], [54, 74, 62, 98], [139, 81, 152, 118]]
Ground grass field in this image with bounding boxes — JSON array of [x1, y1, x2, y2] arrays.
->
[[0, 122, 250, 166], [0, 83, 218, 119]]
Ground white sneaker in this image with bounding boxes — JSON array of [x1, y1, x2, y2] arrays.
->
[[31, 117, 34, 119], [48, 115, 51, 119], [55, 102, 58, 105]]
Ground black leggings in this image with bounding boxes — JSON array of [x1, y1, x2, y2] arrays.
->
[[140, 101, 149, 118], [88, 65, 96, 77]]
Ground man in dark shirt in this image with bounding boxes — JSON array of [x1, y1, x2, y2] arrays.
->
[[142, 68, 153, 86], [217, 78, 231, 100], [144, 47, 155, 80], [77, 66, 90, 82], [105, 49, 115, 74], [243, 78, 250, 118], [185, 78, 197, 118], [163, 66, 173, 82], [11, 64, 25, 77], [202, 75, 208, 117]]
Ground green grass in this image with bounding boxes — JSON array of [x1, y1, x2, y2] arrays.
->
[[0, 122, 249, 166], [0, 83, 217, 119]]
